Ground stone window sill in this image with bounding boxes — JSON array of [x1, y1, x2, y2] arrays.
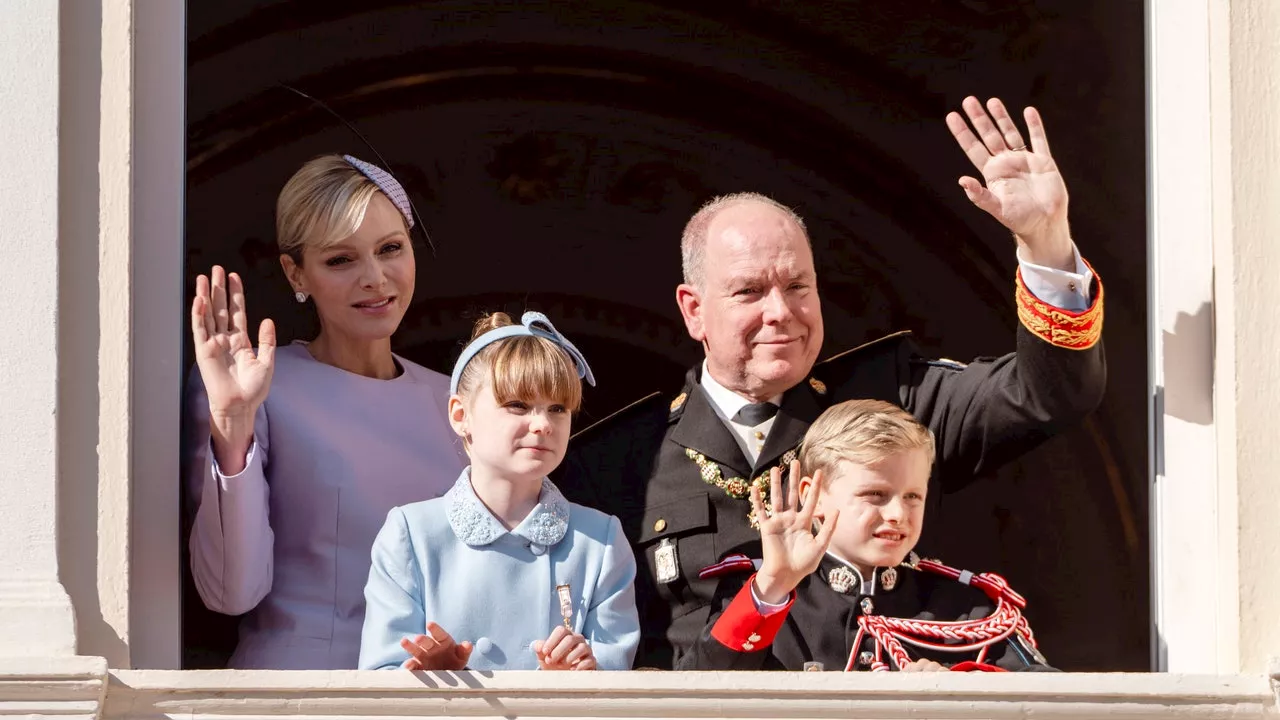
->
[[4, 657, 1279, 719]]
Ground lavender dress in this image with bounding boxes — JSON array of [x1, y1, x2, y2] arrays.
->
[[185, 342, 467, 669]]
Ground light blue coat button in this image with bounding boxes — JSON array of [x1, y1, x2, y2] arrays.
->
[[529, 543, 547, 556], [475, 637, 493, 654]]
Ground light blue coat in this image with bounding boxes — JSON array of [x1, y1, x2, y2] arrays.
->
[[359, 469, 639, 670]]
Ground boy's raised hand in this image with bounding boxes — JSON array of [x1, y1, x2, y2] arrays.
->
[[399, 622, 473, 671], [751, 461, 839, 605], [533, 625, 597, 670]]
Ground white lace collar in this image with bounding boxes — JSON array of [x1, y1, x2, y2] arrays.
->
[[445, 468, 571, 549]]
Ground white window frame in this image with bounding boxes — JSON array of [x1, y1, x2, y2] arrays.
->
[[1146, 0, 1236, 674], [129, 0, 186, 670]]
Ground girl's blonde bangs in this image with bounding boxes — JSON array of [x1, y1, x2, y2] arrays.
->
[[486, 336, 583, 411]]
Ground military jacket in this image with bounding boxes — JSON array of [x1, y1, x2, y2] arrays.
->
[[556, 319, 1105, 669], [679, 554, 1052, 672]]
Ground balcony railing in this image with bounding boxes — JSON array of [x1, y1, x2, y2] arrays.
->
[[4, 657, 1278, 719]]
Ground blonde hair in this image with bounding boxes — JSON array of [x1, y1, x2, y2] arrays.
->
[[799, 399, 935, 482], [680, 192, 809, 287], [275, 155, 405, 262], [454, 312, 584, 412]]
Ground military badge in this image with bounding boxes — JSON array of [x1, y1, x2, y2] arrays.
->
[[828, 566, 857, 594], [654, 538, 680, 584], [669, 392, 687, 413], [808, 377, 827, 395], [860, 597, 875, 615], [880, 566, 898, 591]]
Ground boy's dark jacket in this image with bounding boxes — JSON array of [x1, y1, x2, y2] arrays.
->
[[678, 554, 1053, 672]]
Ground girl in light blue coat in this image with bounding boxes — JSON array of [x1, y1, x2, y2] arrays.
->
[[359, 311, 639, 671]]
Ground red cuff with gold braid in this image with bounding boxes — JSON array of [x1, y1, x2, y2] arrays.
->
[[1015, 259, 1104, 350], [710, 574, 795, 652]]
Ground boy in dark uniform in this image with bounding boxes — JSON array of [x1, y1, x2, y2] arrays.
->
[[680, 399, 1050, 672]]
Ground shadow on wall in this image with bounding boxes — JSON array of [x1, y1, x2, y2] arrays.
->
[[1162, 303, 1214, 426]]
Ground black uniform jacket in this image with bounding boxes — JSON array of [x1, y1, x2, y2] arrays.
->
[[679, 555, 1053, 672], [556, 324, 1105, 669]]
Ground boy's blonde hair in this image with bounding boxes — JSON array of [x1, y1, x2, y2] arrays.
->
[[276, 155, 405, 263], [454, 312, 583, 412], [799, 399, 935, 482]]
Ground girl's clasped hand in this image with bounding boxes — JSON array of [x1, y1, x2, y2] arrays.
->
[[398, 623, 599, 671]]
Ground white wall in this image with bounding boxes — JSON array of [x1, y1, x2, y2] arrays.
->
[[0, 0, 77, 657], [1219, 0, 1280, 674]]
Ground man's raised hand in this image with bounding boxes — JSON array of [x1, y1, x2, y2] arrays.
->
[[946, 96, 1075, 271]]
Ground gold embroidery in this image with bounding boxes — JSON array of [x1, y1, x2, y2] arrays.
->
[[1014, 262, 1104, 350], [684, 447, 799, 528]]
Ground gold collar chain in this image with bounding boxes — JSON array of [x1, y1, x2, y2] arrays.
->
[[684, 447, 799, 528]]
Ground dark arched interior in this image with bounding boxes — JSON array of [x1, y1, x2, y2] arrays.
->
[[185, 0, 1148, 670]]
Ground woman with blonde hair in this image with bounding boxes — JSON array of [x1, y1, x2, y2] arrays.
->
[[185, 154, 465, 669]]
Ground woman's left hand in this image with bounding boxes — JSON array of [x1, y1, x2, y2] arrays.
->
[[533, 626, 597, 670]]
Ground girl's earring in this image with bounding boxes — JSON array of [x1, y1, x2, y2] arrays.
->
[[295, 291, 308, 303]]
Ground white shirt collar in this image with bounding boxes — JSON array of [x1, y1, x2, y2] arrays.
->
[[698, 360, 782, 426]]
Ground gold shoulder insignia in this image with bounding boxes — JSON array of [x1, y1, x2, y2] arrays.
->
[[669, 392, 688, 413]]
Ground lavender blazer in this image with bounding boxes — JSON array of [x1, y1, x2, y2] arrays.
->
[[185, 342, 467, 669]]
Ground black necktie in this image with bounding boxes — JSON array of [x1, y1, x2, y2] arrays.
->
[[733, 402, 779, 426]]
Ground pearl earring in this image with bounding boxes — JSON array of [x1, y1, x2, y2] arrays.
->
[[295, 291, 307, 303]]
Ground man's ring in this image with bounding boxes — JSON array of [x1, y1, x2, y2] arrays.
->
[[1011, 144, 1028, 152]]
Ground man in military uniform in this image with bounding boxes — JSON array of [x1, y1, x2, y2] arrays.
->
[[556, 96, 1106, 669]]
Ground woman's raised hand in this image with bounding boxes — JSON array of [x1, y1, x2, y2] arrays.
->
[[191, 266, 276, 473]]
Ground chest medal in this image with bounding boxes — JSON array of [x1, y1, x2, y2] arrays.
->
[[654, 538, 680, 584], [556, 583, 574, 629]]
